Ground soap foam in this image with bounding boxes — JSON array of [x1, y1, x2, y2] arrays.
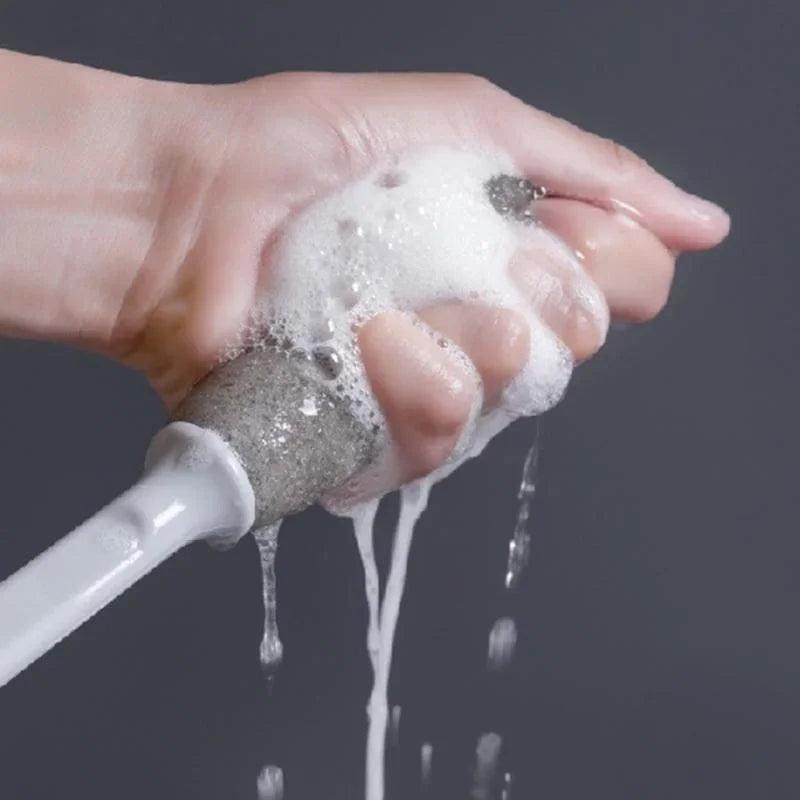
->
[[255, 146, 604, 483], [252, 146, 607, 800]]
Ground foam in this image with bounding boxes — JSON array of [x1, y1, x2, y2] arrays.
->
[[251, 145, 608, 800], [255, 146, 606, 487]]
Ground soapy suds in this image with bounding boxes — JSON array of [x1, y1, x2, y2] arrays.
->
[[248, 146, 606, 799], [254, 146, 607, 496], [363, 483, 431, 800], [352, 501, 381, 672]]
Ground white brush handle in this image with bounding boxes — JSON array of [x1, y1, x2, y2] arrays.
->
[[0, 422, 254, 688]]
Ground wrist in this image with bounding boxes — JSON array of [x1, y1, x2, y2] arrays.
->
[[0, 51, 229, 352]]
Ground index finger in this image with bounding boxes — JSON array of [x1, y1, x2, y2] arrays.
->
[[318, 72, 730, 251]]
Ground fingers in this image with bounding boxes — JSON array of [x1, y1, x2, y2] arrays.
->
[[305, 72, 729, 252], [359, 304, 531, 484], [533, 198, 676, 323], [482, 93, 730, 252], [359, 310, 480, 483], [508, 229, 609, 362], [358, 199, 676, 480], [416, 302, 530, 405]]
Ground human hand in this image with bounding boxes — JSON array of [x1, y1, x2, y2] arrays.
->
[[0, 57, 729, 486]]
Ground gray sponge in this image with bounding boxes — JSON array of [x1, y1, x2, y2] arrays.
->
[[175, 347, 376, 530]]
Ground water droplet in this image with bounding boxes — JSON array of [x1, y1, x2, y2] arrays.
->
[[254, 523, 283, 680], [487, 617, 518, 672], [471, 733, 502, 800], [421, 742, 433, 789], [389, 705, 402, 747], [501, 771, 514, 800], [257, 764, 284, 800]]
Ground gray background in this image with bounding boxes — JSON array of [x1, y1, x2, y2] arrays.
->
[[0, 1, 797, 798]]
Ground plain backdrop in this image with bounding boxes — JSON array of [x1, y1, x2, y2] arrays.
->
[[0, 1, 798, 798]]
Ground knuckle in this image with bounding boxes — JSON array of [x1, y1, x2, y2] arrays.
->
[[295, 80, 383, 174], [326, 107, 381, 172]]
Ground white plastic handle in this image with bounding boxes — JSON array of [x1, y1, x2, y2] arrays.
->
[[0, 422, 255, 688]]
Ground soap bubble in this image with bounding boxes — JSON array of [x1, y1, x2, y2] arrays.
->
[[312, 345, 343, 380]]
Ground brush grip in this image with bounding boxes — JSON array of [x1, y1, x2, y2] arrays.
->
[[0, 423, 254, 688]]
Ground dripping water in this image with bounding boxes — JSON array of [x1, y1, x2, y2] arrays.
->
[[256, 764, 284, 800], [252, 425, 540, 798], [389, 704, 402, 748], [253, 522, 284, 679], [472, 425, 541, 797], [471, 732, 503, 800], [505, 422, 539, 590], [420, 741, 434, 792], [487, 617, 517, 673]]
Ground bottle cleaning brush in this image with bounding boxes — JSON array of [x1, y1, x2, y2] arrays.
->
[[0, 170, 544, 688], [0, 347, 374, 687]]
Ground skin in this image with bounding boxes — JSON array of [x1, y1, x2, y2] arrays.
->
[[0, 51, 730, 488]]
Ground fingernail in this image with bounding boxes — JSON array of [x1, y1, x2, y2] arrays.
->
[[682, 193, 730, 228]]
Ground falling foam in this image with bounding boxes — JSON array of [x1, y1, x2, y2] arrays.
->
[[353, 501, 381, 673], [360, 482, 431, 800]]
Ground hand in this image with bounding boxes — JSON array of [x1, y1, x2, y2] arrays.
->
[[0, 57, 729, 487]]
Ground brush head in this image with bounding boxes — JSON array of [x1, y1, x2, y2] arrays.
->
[[175, 347, 376, 538]]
